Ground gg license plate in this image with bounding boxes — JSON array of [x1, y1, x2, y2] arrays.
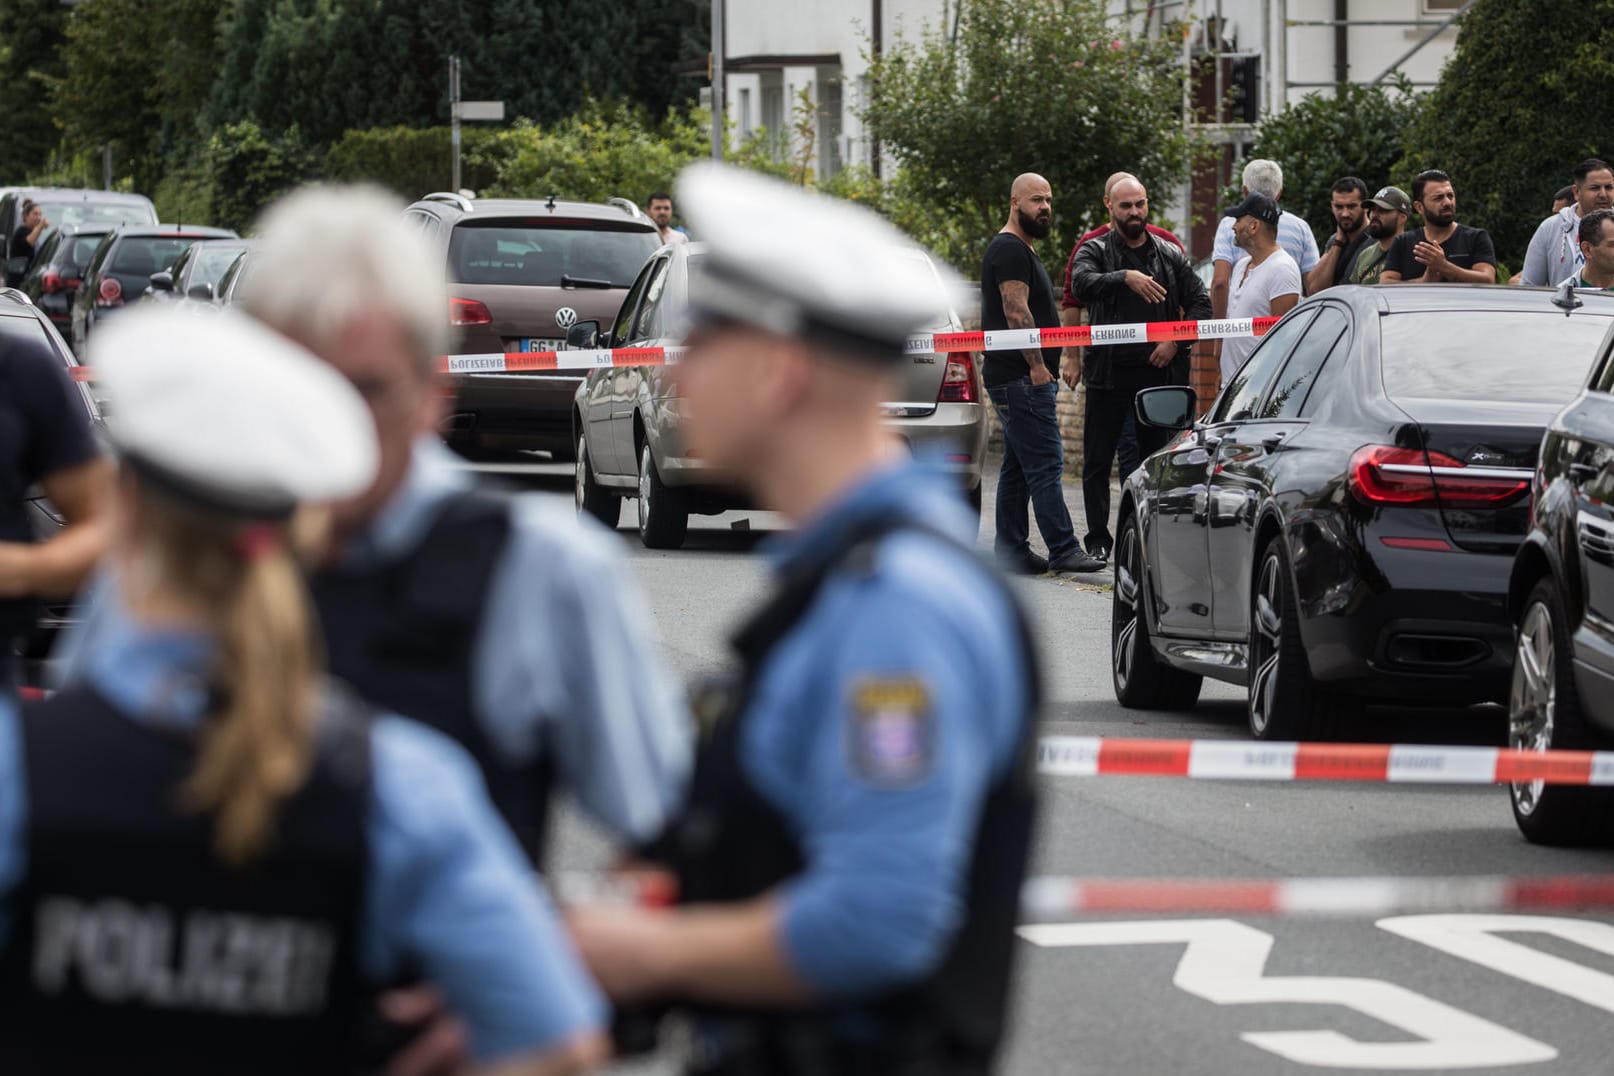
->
[[522, 338, 565, 352]]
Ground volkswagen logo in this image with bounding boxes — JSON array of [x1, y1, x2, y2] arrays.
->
[[555, 307, 579, 330]]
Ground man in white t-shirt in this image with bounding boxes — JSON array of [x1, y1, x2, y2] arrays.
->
[[1219, 193, 1303, 386]]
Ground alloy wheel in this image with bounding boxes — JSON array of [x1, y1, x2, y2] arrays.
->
[[1508, 600, 1557, 818], [1112, 528, 1141, 689], [574, 439, 589, 511], [1248, 553, 1284, 737], [638, 446, 653, 539]]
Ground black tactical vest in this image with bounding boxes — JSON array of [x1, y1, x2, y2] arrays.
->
[[664, 513, 1042, 1076], [0, 685, 372, 1075], [310, 490, 552, 864]]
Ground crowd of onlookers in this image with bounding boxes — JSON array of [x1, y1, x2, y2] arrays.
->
[[978, 156, 1614, 576]]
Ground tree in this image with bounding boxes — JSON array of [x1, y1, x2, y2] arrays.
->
[[861, 0, 1199, 275], [1240, 79, 1414, 245], [1398, 0, 1614, 265], [202, 120, 318, 233], [0, 0, 69, 178]]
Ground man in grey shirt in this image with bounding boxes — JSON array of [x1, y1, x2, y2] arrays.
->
[[1521, 158, 1614, 287]]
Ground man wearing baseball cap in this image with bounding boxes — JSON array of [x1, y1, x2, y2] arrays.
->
[[1349, 186, 1411, 286], [1219, 192, 1302, 385]]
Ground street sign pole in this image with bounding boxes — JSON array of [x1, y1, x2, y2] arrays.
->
[[450, 54, 462, 192], [711, 0, 724, 160]]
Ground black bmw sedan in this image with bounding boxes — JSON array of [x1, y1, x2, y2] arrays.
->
[[1506, 293, 1614, 846], [1112, 284, 1614, 741]]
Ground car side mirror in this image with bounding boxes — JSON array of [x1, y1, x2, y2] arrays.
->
[[187, 283, 214, 302], [149, 270, 174, 292], [1135, 385, 1198, 430], [567, 319, 602, 350]]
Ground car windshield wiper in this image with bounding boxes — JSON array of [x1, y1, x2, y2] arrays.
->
[[561, 274, 614, 289]]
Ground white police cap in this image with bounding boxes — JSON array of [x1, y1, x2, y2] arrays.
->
[[677, 163, 957, 359], [91, 306, 378, 518]]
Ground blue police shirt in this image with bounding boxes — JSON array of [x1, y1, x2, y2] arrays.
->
[[744, 456, 1030, 997], [55, 437, 692, 844], [0, 594, 606, 1062]]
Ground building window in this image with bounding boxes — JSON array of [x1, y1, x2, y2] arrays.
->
[[738, 88, 752, 138], [818, 74, 843, 179], [1421, 0, 1464, 12], [761, 84, 785, 161]]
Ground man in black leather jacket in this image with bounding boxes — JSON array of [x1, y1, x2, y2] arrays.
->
[[1070, 177, 1210, 559]]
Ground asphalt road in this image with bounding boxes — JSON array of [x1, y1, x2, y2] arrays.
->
[[479, 454, 1614, 1076]]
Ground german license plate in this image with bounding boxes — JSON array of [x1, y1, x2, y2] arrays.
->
[[521, 338, 565, 352]]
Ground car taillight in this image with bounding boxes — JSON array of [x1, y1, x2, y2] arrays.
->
[[43, 271, 63, 294], [450, 297, 492, 326], [1348, 445, 1529, 508], [97, 278, 122, 307], [938, 351, 977, 403]]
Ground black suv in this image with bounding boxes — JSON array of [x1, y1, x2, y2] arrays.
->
[[403, 192, 660, 459], [16, 224, 114, 335], [1505, 290, 1614, 846]]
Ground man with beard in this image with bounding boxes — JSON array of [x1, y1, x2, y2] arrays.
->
[[1564, 209, 1614, 291], [1380, 170, 1497, 284], [1305, 177, 1371, 292], [1521, 159, 1614, 287], [979, 173, 1101, 575], [1217, 193, 1302, 385], [1070, 177, 1210, 562], [1348, 186, 1411, 285]]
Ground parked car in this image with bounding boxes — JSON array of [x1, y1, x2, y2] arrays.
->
[[1504, 290, 1614, 846], [572, 241, 985, 548], [404, 192, 661, 460], [211, 246, 260, 307], [16, 224, 114, 335], [1, 188, 157, 285], [1111, 284, 1614, 740], [0, 287, 102, 676], [146, 237, 253, 305], [70, 226, 236, 354]]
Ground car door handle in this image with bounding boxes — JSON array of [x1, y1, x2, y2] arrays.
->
[[1571, 462, 1599, 482]]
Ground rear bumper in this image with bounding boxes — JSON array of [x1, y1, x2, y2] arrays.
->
[[884, 402, 986, 489], [1300, 543, 1514, 705], [445, 373, 582, 452]]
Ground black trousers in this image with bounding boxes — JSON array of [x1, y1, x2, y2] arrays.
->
[[1081, 365, 1177, 550]]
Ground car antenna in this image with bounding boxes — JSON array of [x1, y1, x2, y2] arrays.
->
[[1553, 279, 1584, 317], [546, 193, 557, 211]]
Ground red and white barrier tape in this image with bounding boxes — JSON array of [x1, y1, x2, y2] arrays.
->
[[65, 316, 1281, 380], [1037, 736, 1614, 786], [435, 315, 1281, 375], [1021, 873, 1614, 919]]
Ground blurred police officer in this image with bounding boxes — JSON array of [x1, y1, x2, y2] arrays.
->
[[569, 164, 1041, 1076], [0, 306, 608, 1074], [0, 320, 108, 690], [58, 185, 690, 864]]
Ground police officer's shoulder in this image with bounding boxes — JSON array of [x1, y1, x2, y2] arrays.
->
[[839, 526, 1015, 644], [369, 712, 501, 829], [503, 491, 624, 574]]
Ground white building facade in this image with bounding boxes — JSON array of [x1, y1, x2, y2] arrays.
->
[[718, 0, 1464, 255]]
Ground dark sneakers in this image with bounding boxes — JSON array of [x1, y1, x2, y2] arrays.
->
[[1049, 549, 1108, 574], [998, 549, 1050, 576]]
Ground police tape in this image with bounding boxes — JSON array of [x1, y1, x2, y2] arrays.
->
[[434, 315, 1282, 375], [1036, 736, 1614, 786], [1019, 872, 1614, 919], [60, 316, 1282, 381], [552, 867, 1614, 919]]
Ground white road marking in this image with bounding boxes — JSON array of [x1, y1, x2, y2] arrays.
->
[[1018, 919, 1556, 1069], [1380, 915, 1614, 1015]]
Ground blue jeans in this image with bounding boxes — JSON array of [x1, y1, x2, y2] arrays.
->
[[988, 378, 1079, 561]]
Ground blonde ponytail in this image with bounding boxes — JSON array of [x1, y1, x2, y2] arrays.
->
[[134, 488, 323, 866]]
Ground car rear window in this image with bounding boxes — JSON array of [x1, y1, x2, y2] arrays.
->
[[449, 223, 658, 288], [1380, 310, 1614, 404], [110, 237, 201, 275], [36, 200, 155, 230], [62, 234, 110, 268], [191, 245, 247, 290]]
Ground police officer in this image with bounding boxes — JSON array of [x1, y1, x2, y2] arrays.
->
[[57, 185, 690, 864], [0, 313, 108, 690], [568, 165, 1042, 1075], [0, 306, 608, 1074]]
